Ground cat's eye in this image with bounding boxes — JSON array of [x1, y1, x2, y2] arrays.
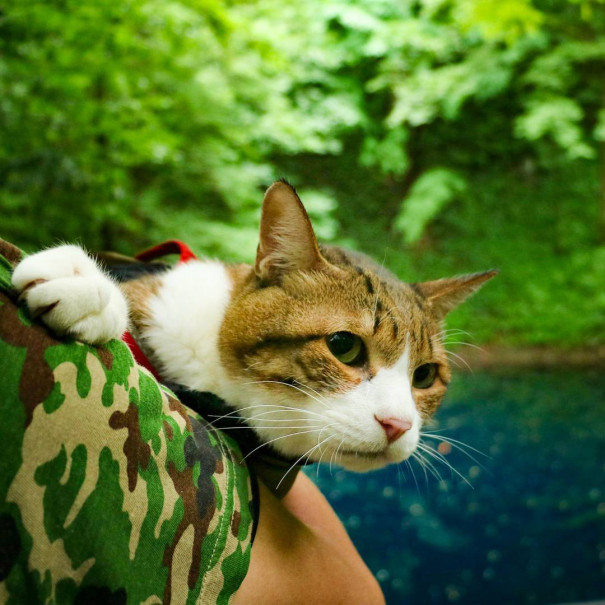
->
[[326, 332, 365, 365], [412, 363, 438, 389]]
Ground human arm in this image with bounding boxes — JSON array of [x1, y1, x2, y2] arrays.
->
[[234, 473, 385, 605]]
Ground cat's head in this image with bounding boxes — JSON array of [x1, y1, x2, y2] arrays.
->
[[219, 180, 496, 472]]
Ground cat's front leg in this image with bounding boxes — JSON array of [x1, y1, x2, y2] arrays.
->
[[12, 245, 129, 345]]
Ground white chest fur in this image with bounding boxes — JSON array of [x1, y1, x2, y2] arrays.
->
[[143, 261, 233, 395]]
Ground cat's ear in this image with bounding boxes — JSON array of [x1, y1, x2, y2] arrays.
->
[[413, 270, 498, 320], [255, 180, 328, 283]]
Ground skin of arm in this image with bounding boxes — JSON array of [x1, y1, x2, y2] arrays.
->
[[233, 473, 385, 604]]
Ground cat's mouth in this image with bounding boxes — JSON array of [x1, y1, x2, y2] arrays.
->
[[338, 448, 387, 459], [335, 443, 416, 471], [334, 446, 403, 472]]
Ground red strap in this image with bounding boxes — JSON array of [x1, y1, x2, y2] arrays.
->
[[122, 331, 163, 382], [123, 240, 198, 381], [134, 239, 197, 264]]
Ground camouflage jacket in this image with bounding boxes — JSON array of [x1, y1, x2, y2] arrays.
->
[[0, 240, 255, 604]]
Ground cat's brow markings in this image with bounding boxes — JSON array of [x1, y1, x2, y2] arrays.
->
[[372, 297, 384, 335], [408, 283, 427, 311], [424, 323, 434, 356], [374, 307, 403, 344], [246, 334, 323, 354], [369, 280, 406, 350], [410, 322, 430, 360], [391, 317, 400, 341], [357, 268, 375, 296]]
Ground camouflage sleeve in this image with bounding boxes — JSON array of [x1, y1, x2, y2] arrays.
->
[[0, 240, 256, 605]]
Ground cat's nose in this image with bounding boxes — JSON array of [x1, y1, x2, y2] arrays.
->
[[375, 416, 412, 444]]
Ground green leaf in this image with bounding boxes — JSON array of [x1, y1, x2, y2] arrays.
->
[[395, 168, 467, 244], [515, 96, 596, 159]]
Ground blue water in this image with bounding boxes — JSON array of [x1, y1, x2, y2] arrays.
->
[[307, 370, 605, 604]]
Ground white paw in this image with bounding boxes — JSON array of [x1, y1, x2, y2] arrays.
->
[[12, 245, 129, 345]]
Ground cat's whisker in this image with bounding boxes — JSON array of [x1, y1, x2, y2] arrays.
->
[[447, 335, 474, 344], [208, 403, 326, 427], [327, 437, 339, 474], [439, 332, 466, 342], [412, 448, 444, 484], [414, 454, 432, 490], [325, 435, 344, 471], [415, 444, 449, 484], [241, 424, 339, 462], [207, 403, 287, 425], [432, 328, 473, 346], [243, 360, 264, 372], [416, 442, 474, 489], [291, 379, 330, 406], [445, 356, 462, 369], [276, 434, 336, 491], [251, 406, 326, 420], [409, 452, 428, 487], [404, 457, 422, 495], [316, 436, 333, 475], [209, 415, 311, 424], [445, 341, 486, 354], [208, 424, 320, 432], [446, 350, 472, 372], [421, 433, 490, 459], [415, 455, 433, 491], [421, 435, 491, 473], [330, 434, 348, 475], [440, 328, 472, 337], [334, 437, 346, 464], [210, 410, 317, 425], [242, 380, 330, 409], [291, 379, 333, 410], [315, 423, 332, 453]]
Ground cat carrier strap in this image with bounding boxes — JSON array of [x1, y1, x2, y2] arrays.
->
[[134, 239, 197, 264], [122, 331, 163, 382]]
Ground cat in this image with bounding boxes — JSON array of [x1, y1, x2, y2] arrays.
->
[[11, 180, 496, 480]]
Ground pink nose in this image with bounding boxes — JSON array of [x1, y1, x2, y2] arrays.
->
[[375, 416, 412, 444]]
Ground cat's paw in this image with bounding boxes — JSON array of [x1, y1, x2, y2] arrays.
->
[[12, 245, 129, 345]]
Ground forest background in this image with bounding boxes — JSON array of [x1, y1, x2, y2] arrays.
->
[[1, 0, 603, 352]]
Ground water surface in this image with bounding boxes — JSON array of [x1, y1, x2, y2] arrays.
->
[[308, 370, 605, 604]]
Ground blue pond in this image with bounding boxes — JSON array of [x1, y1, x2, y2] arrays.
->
[[307, 369, 605, 604]]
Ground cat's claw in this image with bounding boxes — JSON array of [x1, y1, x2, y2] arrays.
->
[[12, 245, 129, 345]]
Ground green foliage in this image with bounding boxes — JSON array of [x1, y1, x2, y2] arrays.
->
[[515, 96, 595, 159], [0, 0, 358, 253], [1, 0, 603, 347], [394, 169, 466, 245], [453, 0, 544, 43]]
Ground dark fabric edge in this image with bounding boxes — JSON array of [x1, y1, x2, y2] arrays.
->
[[247, 465, 260, 545]]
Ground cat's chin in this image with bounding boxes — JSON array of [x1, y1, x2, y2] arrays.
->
[[336, 448, 413, 473]]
